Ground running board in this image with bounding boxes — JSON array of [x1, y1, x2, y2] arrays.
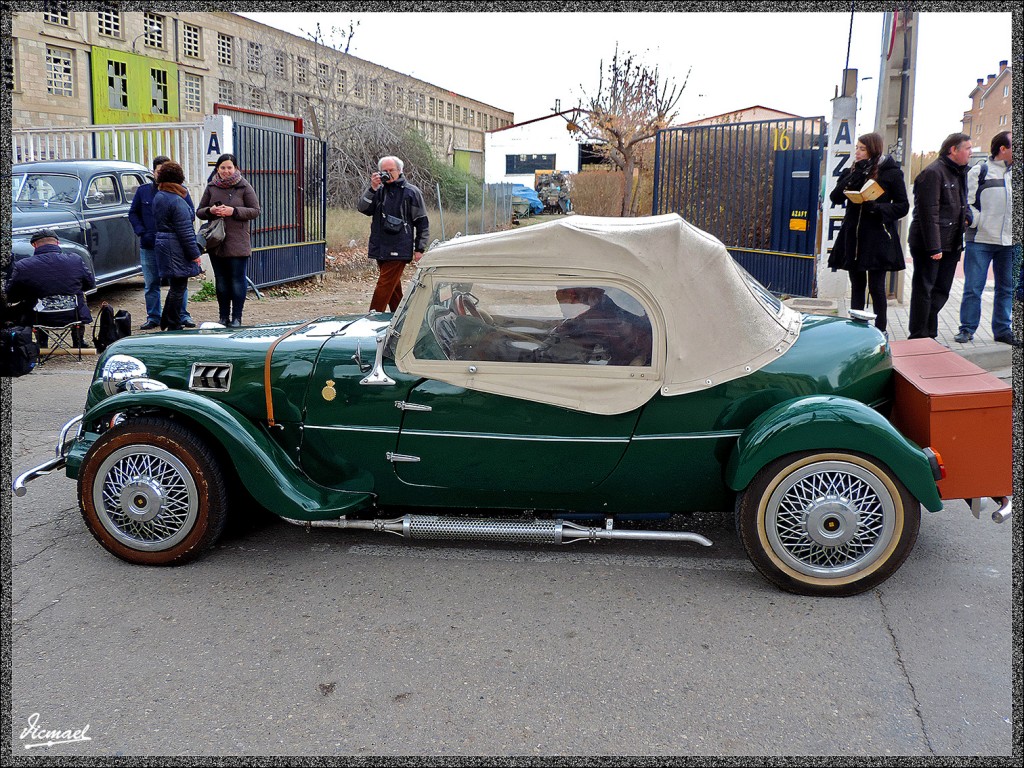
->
[[282, 514, 712, 547]]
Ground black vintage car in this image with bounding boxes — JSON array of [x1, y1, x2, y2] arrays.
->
[[10, 159, 153, 288]]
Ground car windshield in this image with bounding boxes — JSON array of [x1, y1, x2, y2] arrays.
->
[[12, 173, 81, 206]]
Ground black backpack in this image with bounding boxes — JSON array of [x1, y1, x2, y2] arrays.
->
[[93, 302, 132, 353], [0, 325, 40, 377]]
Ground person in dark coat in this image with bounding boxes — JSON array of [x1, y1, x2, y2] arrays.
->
[[827, 132, 909, 333], [196, 153, 261, 327], [4, 229, 95, 347], [357, 155, 430, 312], [128, 155, 195, 330], [907, 132, 973, 339], [153, 162, 203, 331]]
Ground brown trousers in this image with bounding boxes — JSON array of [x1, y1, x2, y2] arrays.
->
[[369, 260, 407, 312]]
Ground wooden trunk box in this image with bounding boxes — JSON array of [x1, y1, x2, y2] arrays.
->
[[889, 339, 1012, 501]]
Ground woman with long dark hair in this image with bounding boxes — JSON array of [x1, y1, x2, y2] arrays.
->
[[827, 132, 909, 333], [153, 162, 202, 331], [196, 153, 261, 327]]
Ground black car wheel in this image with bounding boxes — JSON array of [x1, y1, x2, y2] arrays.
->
[[78, 417, 228, 566], [736, 451, 920, 597]]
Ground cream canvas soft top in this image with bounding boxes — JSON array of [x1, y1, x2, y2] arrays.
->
[[392, 213, 801, 415]]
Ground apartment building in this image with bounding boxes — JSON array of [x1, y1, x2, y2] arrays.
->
[[961, 60, 1012, 148], [10, 10, 514, 175]]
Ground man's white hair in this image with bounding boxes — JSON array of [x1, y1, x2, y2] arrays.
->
[[378, 156, 404, 174]]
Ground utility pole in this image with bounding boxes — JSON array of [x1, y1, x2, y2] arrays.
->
[[874, 7, 918, 302]]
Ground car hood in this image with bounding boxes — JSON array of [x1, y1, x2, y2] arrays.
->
[[88, 315, 394, 422], [12, 207, 84, 234]]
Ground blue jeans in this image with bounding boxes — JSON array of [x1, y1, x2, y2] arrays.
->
[[210, 255, 250, 322], [140, 247, 192, 325], [959, 241, 1013, 337]]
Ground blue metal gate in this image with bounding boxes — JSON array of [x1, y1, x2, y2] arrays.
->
[[232, 122, 326, 288], [652, 117, 826, 297]]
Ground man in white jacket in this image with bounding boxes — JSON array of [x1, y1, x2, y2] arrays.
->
[[955, 131, 1013, 344]]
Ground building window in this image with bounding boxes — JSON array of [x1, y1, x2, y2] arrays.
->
[[336, 70, 347, 97], [446, 102, 453, 120], [97, 11, 121, 38], [248, 84, 263, 109], [353, 75, 363, 99], [46, 46, 74, 97], [218, 79, 234, 104], [975, 124, 983, 135], [182, 24, 201, 59], [980, 97, 985, 109], [151, 68, 169, 114], [276, 91, 290, 111], [144, 13, 164, 49], [999, 114, 1007, 126], [370, 79, 379, 101], [247, 41, 262, 73], [296, 57, 308, 85], [182, 73, 202, 113], [274, 51, 286, 78], [44, 11, 71, 27], [218, 33, 233, 66], [107, 59, 128, 110], [1004, 85, 1010, 98], [428, 97, 435, 117], [318, 62, 329, 90], [506, 154, 557, 174]]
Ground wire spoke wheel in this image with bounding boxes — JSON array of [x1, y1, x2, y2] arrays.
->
[[737, 452, 920, 597], [79, 417, 228, 566], [93, 445, 199, 551]]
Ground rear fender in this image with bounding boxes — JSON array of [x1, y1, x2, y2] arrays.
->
[[724, 395, 943, 512], [69, 389, 373, 520]]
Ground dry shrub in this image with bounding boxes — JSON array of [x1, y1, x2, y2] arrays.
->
[[570, 170, 625, 217]]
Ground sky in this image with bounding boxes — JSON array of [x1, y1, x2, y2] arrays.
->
[[241, 10, 1013, 155]]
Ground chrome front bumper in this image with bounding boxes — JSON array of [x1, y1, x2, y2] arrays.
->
[[13, 415, 83, 497]]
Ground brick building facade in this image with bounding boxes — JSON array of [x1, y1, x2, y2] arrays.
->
[[10, 10, 514, 175], [961, 60, 1012, 150]]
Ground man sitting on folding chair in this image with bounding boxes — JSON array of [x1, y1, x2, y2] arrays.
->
[[5, 229, 95, 360]]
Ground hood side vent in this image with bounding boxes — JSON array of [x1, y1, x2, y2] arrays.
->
[[189, 362, 233, 392]]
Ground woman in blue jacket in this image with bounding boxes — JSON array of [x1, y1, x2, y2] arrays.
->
[[153, 162, 203, 331]]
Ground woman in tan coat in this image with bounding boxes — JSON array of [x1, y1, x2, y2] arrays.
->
[[196, 153, 261, 327]]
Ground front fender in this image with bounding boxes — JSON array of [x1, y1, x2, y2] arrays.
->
[[724, 395, 943, 512], [69, 389, 373, 520]]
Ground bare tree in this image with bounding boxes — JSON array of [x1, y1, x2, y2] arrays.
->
[[576, 45, 688, 217]]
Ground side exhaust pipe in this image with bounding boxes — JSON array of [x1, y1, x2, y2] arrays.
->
[[283, 514, 713, 547], [969, 497, 1013, 524]]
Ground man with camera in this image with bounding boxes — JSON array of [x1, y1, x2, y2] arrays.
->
[[357, 156, 430, 312]]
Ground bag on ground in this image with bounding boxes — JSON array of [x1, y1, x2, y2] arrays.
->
[[93, 302, 131, 352], [0, 324, 40, 377]]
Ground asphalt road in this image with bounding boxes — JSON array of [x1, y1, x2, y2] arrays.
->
[[4, 366, 1014, 758]]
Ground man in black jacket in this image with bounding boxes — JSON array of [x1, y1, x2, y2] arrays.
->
[[357, 156, 430, 312], [5, 229, 95, 347], [907, 132, 972, 339]]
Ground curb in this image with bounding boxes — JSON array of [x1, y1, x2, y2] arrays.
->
[[954, 342, 1012, 372]]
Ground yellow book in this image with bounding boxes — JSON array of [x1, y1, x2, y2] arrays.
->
[[844, 178, 884, 204]]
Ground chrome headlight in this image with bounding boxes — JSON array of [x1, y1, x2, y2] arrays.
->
[[101, 354, 149, 396]]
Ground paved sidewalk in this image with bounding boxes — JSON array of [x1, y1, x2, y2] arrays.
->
[[827, 257, 1014, 373]]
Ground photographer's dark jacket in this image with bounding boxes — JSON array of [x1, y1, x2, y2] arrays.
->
[[357, 174, 430, 262], [827, 155, 909, 272], [908, 155, 969, 256]]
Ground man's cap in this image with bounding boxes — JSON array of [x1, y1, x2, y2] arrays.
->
[[30, 228, 59, 244]]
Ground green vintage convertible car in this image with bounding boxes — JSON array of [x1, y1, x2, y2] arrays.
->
[[15, 214, 989, 596]]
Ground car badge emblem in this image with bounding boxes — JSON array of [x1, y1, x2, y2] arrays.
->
[[322, 380, 336, 402]]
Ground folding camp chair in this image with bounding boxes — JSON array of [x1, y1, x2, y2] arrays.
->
[[33, 294, 85, 364]]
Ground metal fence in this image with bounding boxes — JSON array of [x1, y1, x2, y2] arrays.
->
[[233, 122, 327, 288], [653, 117, 827, 297], [11, 122, 208, 201], [427, 182, 525, 243]]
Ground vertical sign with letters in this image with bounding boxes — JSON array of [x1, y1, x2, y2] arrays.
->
[[816, 95, 856, 299]]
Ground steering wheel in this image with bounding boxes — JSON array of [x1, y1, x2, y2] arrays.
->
[[453, 292, 494, 325]]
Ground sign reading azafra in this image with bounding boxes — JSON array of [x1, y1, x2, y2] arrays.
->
[[816, 95, 857, 299]]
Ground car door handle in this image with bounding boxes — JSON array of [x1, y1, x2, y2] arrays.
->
[[386, 452, 421, 463], [394, 401, 432, 412]]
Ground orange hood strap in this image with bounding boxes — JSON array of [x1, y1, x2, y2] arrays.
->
[[263, 319, 320, 427]]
